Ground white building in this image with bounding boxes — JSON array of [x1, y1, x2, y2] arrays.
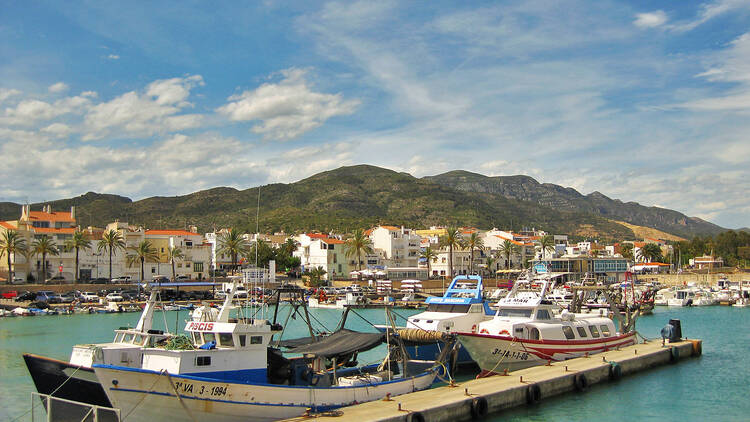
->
[[368, 225, 421, 268]]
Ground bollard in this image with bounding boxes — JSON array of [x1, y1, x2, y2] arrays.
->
[[465, 388, 470, 396], [565, 365, 569, 372], [520, 375, 523, 383], [398, 403, 402, 411], [502, 368, 509, 376], [383, 393, 392, 401], [546, 359, 552, 366]]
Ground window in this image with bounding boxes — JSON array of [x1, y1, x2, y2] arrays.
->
[[250, 336, 263, 345], [576, 327, 588, 337], [239, 335, 246, 347], [589, 325, 600, 338], [196, 356, 211, 366], [562, 326, 575, 340], [600, 325, 611, 337], [530, 327, 540, 340], [186, 262, 191, 268], [497, 308, 533, 318], [194, 262, 203, 272], [426, 304, 470, 313], [536, 310, 551, 320], [328, 244, 335, 250], [203, 333, 216, 343], [219, 333, 234, 347], [151, 268, 156, 274]]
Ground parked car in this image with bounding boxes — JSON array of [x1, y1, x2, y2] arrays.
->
[[80, 291, 99, 302], [45, 275, 66, 283], [111, 276, 132, 283], [90, 277, 109, 284], [11, 276, 25, 284], [175, 275, 191, 281], [35, 290, 63, 303], [15, 291, 36, 301], [105, 292, 124, 302], [1, 290, 18, 299], [60, 292, 77, 303]]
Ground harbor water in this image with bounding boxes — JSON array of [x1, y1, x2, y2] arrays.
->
[[1, 305, 748, 421]]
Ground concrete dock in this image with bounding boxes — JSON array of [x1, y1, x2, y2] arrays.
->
[[284, 339, 702, 422]]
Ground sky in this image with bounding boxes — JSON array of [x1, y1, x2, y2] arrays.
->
[[1, 1, 749, 229]]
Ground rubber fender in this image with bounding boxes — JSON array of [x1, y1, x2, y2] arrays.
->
[[407, 411, 425, 422], [574, 373, 588, 392], [470, 396, 489, 420], [670, 346, 680, 363], [608, 362, 622, 381], [690, 340, 702, 357], [526, 384, 542, 404]]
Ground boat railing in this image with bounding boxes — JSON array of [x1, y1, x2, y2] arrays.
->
[[30, 392, 121, 422]]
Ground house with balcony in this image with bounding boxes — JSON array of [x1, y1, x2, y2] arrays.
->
[[293, 235, 349, 280], [144, 228, 210, 280], [368, 225, 422, 268]]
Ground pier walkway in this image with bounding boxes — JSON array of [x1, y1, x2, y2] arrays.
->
[[284, 339, 701, 422]]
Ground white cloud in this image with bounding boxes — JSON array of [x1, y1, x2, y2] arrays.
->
[[0, 88, 22, 103], [107, 54, 120, 60], [217, 68, 359, 140], [48, 82, 69, 93], [634, 11, 668, 28], [669, 0, 750, 32], [41, 122, 72, 137]]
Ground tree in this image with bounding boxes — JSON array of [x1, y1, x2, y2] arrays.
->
[[638, 243, 663, 263], [126, 240, 159, 282], [537, 235, 555, 260], [98, 229, 126, 281], [0, 230, 27, 283], [439, 225, 463, 279], [167, 246, 184, 281], [306, 266, 327, 287], [466, 232, 485, 274], [498, 239, 519, 269], [217, 230, 249, 274], [484, 254, 497, 281], [419, 246, 438, 279], [620, 243, 634, 260], [65, 230, 91, 282], [344, 228, 374, 272], [248, 238, 275, 268], [32, 235, 59, 283]]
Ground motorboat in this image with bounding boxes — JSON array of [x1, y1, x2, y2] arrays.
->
[[457, 277, 636, 375], [667, 289, 696, 307], [93, 280, 445, 421], [308, 290, 369, 309]]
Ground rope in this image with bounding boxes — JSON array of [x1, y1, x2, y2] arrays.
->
[[121, 370, 164, 421], [476, 336, 520, 378], [164, 334, 195, 350], [162, 370, 199, 422]]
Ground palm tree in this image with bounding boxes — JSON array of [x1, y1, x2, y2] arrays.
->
[[466, 232, 485, 274], [167, 246, 184, 281], [308, 266, 328, 287], [439, 225, 463, 279], [65, 230, 91, 282], [344, 228, 374, 272], [281, 238, 298, 257], [32, 235, 59, 283], [484, 254, 497, 278], [0, 230, 27, 283], [217, 230, 249, 274], [419, 246, 438, 279], [126, 240, 159, 282], [498, 239, 519, 269], [537, 234, 555, 260], [98, 229, 126, 281]]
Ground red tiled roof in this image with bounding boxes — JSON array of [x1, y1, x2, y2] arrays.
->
[[307, 233, 329, 239], [145, 230, 200, 236], [28, 211, 74, 222], [0, 221, 16, 230], [380, 225, 400, 231], [321, 238, 346, 244]]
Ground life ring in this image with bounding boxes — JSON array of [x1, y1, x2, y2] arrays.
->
[[498, 330, 510, 336], [470, 396, 489, 419], [407, 411, 425, 422], [608, 362, 622, 381], [471, 324, 478, 333], [480, 328, 489, 334], [526, 384, 542, 404], [574, 373, 588, 392]]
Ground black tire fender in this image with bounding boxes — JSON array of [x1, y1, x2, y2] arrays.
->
[[407, 411, 425, 422], [526, 384, 542, 404], [470, 396, 489, 419], [609, 362, 622, 381], [574, 373, 588, 392]]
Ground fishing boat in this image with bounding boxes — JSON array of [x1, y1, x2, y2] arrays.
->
[[308, 290, 369, 309], [23, 288, 170, 408], [93, 280, 445, 422], [374, 275, 493, 366], [457, 278, 637, 375], [667, 289, 696, 307]]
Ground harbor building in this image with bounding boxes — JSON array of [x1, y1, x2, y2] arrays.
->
[[533, 255, 630, 283]]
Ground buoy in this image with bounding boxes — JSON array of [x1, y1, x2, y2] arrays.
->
[[526, 384, 542, 404], [690, 340, 702, 357], [574, 373, 588, 392], [470, 396, 489, 419], [609, 362, 622, 381], [407, 412, 425, 422]]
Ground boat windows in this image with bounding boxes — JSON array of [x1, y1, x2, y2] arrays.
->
[[588, 325, 600, 338], [196, 356, 211, 366], [190, 332, 200, 344], [250, 336, 263, 345], [123, 333, 134, 343], [239, 334, 246, 347], [426, 304, 471, 313], [600, 325, 611, 337], [535, 309, 551, 320], [497, 308, 533, 318], [576, 327, 588, 338], [203, 333, 216, 344], [530, 327, 540, 340], [133, 334, 143, 345], [219, 333, 234, 347], [562, 326, 575, 340]]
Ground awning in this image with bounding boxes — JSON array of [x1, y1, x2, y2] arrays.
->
[[286, 329, 385, 359]]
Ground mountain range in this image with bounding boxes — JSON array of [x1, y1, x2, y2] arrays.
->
[[0, 165, 726, 240]]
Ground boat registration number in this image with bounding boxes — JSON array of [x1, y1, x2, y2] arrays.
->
[[172, 381, 228, 397], [491, 349, 529, 360]]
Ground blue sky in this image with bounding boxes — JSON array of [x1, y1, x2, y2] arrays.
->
[[1, 1, 749, 230]]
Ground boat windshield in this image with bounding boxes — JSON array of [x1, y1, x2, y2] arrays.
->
[[496, 308, 533, 318], [426, 304, 471, 313]]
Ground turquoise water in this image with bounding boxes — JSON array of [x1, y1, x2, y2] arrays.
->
[[1, 306, 748, 421]]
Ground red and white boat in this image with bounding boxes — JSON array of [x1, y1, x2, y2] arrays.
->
[[457, 277, 636, 375]]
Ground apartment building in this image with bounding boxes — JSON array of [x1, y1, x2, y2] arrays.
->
[[368, 225, 421, 268]]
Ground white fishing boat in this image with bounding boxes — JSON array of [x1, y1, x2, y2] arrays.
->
[[308, 290, 369, 309], [667, 289, 696, 307], [457, 278, 636, 375], [93, 281, 444, 421]]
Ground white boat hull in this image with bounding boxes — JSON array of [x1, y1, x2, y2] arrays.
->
[[458, 332, 636, 373], [94, 365, 437, 422]]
